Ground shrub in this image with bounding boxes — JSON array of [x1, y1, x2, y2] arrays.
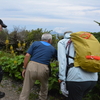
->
[[0, 51, 24, 80]]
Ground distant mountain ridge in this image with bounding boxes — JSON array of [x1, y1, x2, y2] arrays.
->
[[50, 31, 63, 36]]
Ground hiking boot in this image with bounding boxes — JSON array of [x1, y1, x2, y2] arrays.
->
[[0, 91, 5, 98]]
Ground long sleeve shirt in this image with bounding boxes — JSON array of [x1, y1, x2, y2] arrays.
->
[[58, 33, 98, 82]]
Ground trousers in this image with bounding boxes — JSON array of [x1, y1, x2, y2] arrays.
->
[[66, 81, 97, 100], [19, 61, 49, 100]]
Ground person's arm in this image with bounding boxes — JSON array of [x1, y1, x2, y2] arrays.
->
[[58, 40, 67, 82], [22, 53, 31, 78], [58, 40, 69, 97], [23, 53, 31, 69]]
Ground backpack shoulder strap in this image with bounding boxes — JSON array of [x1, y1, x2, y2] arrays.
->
[[66, 39, 74, 77], [66, 39, 74, 64]]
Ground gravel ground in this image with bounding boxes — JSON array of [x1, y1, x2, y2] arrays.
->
[[0, 77, 22, 100]]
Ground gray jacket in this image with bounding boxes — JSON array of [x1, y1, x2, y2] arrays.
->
[[58, 33, 98, 82]]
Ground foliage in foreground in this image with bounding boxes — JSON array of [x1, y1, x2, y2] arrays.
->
[[0, 51, 24, 80]]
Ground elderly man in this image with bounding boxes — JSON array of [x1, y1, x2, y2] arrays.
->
[[0, 19, 7, 98], [19, 33, 57, 100]]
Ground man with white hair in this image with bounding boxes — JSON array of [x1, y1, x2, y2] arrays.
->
[[0, 19, 7, 98], [19, 33, 57, 100]]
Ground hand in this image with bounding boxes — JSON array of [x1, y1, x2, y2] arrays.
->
[[60, 81, 69, 97], [22, 69, 26, 78]]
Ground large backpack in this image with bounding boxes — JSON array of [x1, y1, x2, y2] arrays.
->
[[67, 31, 100, 72]]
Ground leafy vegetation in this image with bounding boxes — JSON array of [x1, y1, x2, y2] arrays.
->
[[0, 51, 24, 80]]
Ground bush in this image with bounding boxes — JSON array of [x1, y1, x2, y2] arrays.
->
[[0, 51, 24, 80]]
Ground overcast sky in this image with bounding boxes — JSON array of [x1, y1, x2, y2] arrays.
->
[[0, 0, 100, 34]]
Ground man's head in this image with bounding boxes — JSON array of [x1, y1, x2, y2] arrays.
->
[[64, 31, 73, 39], [64, 31, 73, 35], [41, 33, 52, 44], [0, 19, 7, 31]]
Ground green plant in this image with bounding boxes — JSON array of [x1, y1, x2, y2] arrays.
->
[[0, 51, 24, 80], [48, 61, 59, 91]]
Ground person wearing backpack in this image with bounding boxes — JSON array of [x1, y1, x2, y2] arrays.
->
[[0, 19, 7, 98], [57, 31, 98, 100]]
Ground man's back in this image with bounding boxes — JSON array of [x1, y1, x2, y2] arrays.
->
[[27, 41, 57, 65], [58, 34, 98, 82]]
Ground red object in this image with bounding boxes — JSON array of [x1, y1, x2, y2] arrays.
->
[[86, 55, 100, 60], [80, 32, 91, 39]]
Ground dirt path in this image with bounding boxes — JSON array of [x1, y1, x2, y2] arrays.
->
[[0, 76, 42, 100], [0, 77, 22, 100]]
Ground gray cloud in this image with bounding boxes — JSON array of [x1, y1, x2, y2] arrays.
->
[[0, 0, 100, 33]]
